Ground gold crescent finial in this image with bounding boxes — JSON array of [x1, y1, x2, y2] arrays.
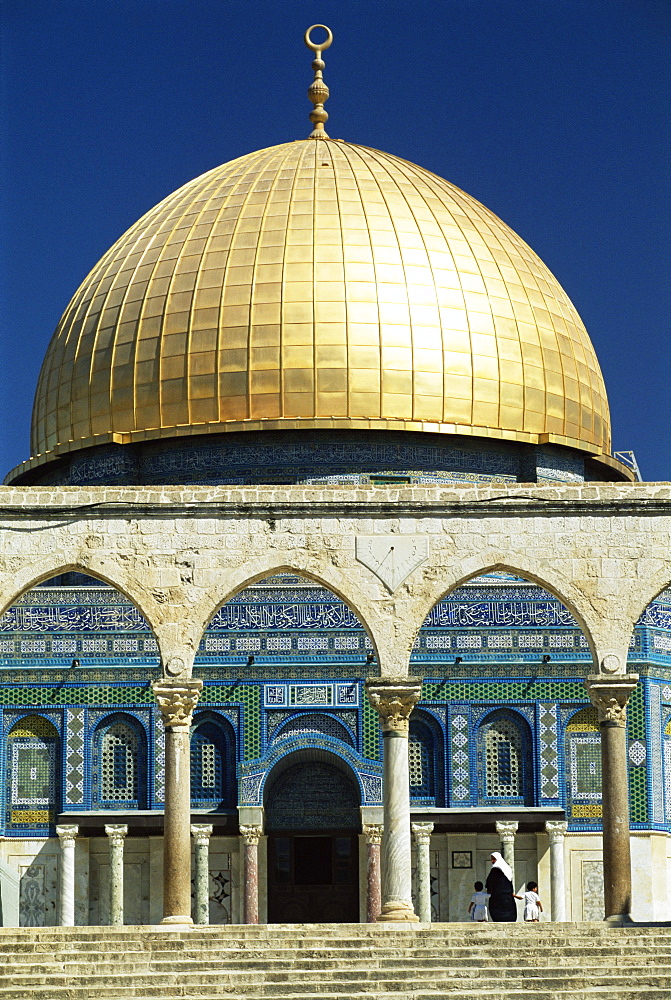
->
[[304, 24, 333, 139]]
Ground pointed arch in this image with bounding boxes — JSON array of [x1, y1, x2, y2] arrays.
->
[[195, 568, 377, 677], [0, 554, 160, 631], [410, 559, 598, 664], [193, 556, 380, 663]]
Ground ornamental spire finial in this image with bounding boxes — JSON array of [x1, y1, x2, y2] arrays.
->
[[304, 24, 333, 139]]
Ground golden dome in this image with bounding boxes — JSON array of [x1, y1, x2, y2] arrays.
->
[[28, 138, 614, 472]]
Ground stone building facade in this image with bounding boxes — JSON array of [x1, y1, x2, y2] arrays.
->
[[0, 484, 670, 924]]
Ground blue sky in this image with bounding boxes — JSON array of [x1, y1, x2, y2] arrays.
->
[[1, 0, 669, 481]]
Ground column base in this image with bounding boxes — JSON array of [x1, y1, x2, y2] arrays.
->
[[604, 913, 634, 926], [376, 900, 420, 922], [160, 914, 194, 927]]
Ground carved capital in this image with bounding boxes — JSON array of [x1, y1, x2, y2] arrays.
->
[[240, 824, 263, 847], [56, 824, 78, 846], [190, 824, 213, 847], [104, 823, 128, 846], [411, 822, 433, 846], [495, 820, 518, 842], [365, 678, 422, 735], [363, 823, 383, 846], [152, 678, 203, 728], [545, 820, 568, 843], [585, 674, 639, 726]]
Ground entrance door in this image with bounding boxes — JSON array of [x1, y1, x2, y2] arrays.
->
[[265, 757, 361, 922], [268, 833, 359, 922]]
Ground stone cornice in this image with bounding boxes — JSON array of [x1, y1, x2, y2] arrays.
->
[[0, 484, 670, 521]]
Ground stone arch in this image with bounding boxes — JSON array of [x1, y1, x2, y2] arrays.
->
[[624, 575, 671, 666], [0, 556, 160, 634], [193, 557, 381, 668], [190, 711, 237, 808], [195, 567, 377, 677], [91, 712, 148, 809], [625, 568, 671, 638], [476, 708, 534, 807], [411, 561, 596, 674], [263, 748, 361, 832]]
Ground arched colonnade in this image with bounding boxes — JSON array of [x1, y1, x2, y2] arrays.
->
[[1, 482, 670, 923]]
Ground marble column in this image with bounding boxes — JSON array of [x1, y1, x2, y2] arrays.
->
[[152, 678, 203, 925], [240, 825, 262, 924], [545, 820, 568, 921], [365, 678, 422, 922], [411, 822, 434, 923], [495, 820, 518, 889], [586, 673, 639, 920], [56, 824, 78, 926], [105, 824, 127, 926], [363, 824, 383, 922], [191, 824, 213, 925]]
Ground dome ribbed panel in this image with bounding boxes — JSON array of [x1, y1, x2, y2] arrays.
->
[[29, 139, 611, 464]]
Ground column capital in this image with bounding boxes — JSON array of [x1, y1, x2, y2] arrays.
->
[[152, 678, 203, 728], [495, 820, 518, 841], [411, 822, 433, 846], [105, 823, 128, 845], [190, 823, 213, 846], [240, 824, 263, 846], [585, 674, 639, 726], [545, 820, 568, 843], [363, 823, 383, 846], [364, 678, 422, 735], [56, 824, 78, 845]]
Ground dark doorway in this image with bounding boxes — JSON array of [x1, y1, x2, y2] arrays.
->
[[265, 758, 360, 923], [268, 833, 358, 922]]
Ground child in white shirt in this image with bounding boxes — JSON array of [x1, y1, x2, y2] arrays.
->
[[467, 880, 491, 921], [523, 880, 543, 921]]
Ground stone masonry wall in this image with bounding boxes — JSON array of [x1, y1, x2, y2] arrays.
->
[[1, 483, 669, 683]]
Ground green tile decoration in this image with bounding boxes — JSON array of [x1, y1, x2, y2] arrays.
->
[[201, 684, 261, 759], [362, 695, 381, 761], [627, 682, 647, 824]]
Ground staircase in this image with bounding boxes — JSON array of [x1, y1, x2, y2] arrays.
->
[[1, 923, 670, 1000]]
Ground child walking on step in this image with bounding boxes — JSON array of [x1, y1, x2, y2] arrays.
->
[[523, 881, 543, 922], [468, 881, 490, 922]]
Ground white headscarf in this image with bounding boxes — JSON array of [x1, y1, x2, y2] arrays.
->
[[490, 851, 513, 883]]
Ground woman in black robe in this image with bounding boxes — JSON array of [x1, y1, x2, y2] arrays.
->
[[485, 852, 518, 921]]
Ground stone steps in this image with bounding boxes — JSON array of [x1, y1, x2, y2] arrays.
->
[[0, 925, 669, 1000]]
